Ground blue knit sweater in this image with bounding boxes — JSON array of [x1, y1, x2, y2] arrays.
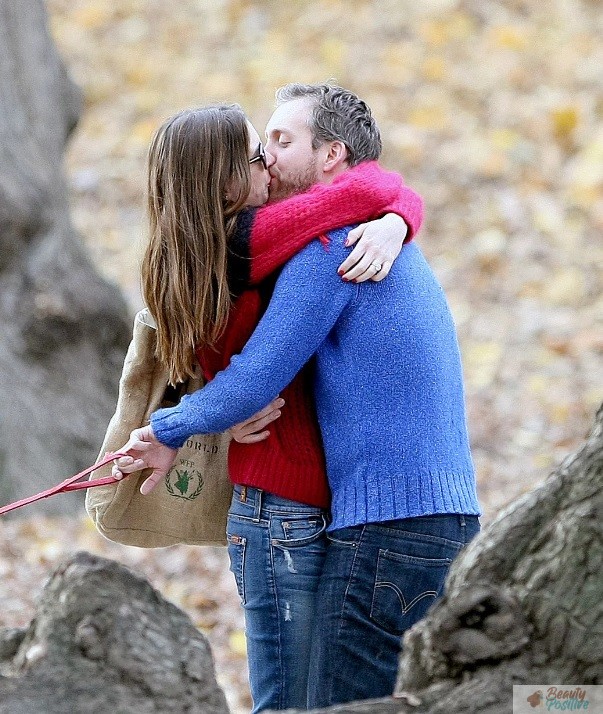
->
[[152, 229, 481, 530]]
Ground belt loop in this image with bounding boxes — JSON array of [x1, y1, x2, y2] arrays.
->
[[459, 514, 466, 528], [252, 489, 262, 523], [240, 486, 247, 503]]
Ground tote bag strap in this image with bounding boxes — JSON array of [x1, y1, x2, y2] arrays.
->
[[0, 451, 128, 516]]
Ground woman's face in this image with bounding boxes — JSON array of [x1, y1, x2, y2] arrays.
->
[[244, 121, 274, 207]]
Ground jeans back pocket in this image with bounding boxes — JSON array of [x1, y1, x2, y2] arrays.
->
[[370, 548, 454, 635]]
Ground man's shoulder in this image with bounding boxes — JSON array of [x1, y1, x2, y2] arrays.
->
[[286, 226, 354, 265], [325, 224, 360, 241], [319, 224, 360, 260], [277, 229, 356, 293]]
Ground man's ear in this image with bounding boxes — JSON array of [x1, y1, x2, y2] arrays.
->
[[322, 140, 348, 173]]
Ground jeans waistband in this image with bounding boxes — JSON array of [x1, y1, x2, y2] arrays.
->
[[232, 485, 326, 521]]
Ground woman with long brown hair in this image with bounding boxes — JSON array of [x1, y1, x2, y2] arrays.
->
[[115, 102, 423, 712]]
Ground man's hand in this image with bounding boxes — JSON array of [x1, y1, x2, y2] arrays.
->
[[337, 213, 408, 283], [112, 425, 178, 495], [228, 397, 285, 444]]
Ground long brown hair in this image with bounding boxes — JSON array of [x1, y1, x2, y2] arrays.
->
[[143, 105, 252, 384]]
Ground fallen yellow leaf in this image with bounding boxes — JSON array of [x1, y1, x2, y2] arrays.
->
[[229, 629, 247, 657], [489, 25, 528, 51], [551, 106, 579, 141]]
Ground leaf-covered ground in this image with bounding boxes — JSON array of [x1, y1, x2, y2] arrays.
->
[[1, 0, 602, 711]]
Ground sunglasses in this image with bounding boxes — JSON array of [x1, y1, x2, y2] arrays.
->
[[249, 143, 268, 170]]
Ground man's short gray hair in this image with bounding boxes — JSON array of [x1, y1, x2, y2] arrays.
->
[[275, 82, 382, 166]]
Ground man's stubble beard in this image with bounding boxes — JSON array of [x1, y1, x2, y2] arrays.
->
[[267, 159, 321, 204]]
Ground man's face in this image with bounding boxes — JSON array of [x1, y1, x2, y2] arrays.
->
[[265, 97, 323, 203]]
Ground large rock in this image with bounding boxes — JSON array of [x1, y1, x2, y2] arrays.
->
[[0, 551, 229, 714]]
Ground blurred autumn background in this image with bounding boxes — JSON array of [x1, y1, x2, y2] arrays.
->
[[1, 0, 602, 711]]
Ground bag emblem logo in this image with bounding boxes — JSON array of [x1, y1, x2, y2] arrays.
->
[[165, 465, 204, 500]]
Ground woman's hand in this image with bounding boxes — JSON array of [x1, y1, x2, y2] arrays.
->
[[112, 425, 178, 495], [228, 397, 285, 444], [337, 213, 408, 283]]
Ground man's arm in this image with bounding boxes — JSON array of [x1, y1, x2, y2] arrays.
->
[[113, 235, 353, 491], [151, 233, 356, 448]]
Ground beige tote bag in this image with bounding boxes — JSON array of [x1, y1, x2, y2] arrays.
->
[[86, 308, 232, 547]]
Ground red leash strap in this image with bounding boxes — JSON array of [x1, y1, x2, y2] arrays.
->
[[0, 451, 128, 516]]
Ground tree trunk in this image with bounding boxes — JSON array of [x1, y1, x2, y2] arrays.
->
[[392, 401, 602, 712], [0, 0, 130, 513], [0, 551, 229, 714], [267, 402, 603, 714]]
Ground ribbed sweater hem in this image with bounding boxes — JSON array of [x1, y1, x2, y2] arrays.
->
[[328, 469, 481, 532]]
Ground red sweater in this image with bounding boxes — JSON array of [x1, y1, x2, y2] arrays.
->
[[196, 161, 424, 507]]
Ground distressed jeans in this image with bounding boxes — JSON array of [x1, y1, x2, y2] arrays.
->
[[226, 486, 328, 713], [307, 514, 480, 708]]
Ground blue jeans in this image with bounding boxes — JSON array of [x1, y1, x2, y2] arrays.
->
[[226, 486, 328, 713], [307, 514, 480, 708]]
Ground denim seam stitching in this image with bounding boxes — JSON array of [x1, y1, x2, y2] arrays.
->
[[330, 525, 365, 703], [226, 533, 247, 606], [268, 515, 285, 710]]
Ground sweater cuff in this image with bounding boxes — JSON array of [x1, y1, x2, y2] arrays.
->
[[150, 407, 195, 450], [383, 193, 424, 241]]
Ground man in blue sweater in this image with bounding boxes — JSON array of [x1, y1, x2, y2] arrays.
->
[[116, 83, 481, 707]]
